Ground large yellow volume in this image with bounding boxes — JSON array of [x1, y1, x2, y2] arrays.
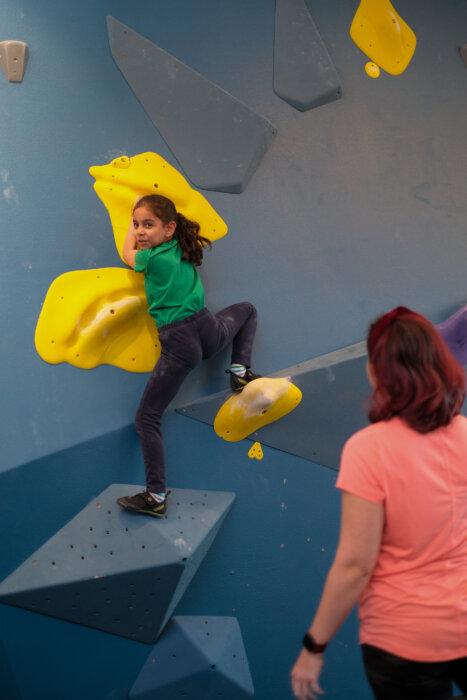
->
[[89, 152, 228, 262], [214, 377, 302, 442], [350, 0, 416, 76], [35, 267, 160, 372]]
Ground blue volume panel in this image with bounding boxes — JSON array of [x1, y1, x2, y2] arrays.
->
[[177, 341, 369, 470], [130, 616, 254, 699], [274, 0, 342, 111], [0, 485, 235, 644]]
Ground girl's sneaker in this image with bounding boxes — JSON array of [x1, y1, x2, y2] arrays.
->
[[116, 491, 169, 517], [226, 369, 262, 392]]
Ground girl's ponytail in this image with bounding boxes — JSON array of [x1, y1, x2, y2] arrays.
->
[[175, 212, 212, 266]]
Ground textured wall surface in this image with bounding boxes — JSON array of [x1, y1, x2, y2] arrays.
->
[[1, 1, 466, 698]]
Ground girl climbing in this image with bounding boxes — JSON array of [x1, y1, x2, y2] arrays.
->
[[117, 194, 259, 517]]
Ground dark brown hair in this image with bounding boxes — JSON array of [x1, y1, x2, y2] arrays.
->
[[134, 194, 211, 266], [367, 307, 466, 433]]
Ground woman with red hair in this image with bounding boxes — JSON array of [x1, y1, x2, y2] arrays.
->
[[291, 307, 467, 700]]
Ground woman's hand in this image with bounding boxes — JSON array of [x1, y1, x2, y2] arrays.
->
[[291, 649, 324, 699]]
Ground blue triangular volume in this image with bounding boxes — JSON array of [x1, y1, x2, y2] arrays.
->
[[0, 486, 235, 643], [130, 616, 254, 699], [177, 342, 369, 470], [274, 0, 342, 111], [107, 16, 276, 194]]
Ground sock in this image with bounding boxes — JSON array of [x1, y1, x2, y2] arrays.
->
[[230, 363, 247, 377], [149, 492, 166, 503]]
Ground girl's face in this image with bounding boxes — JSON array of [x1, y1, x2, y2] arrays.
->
[[133, 205, 176, 249]]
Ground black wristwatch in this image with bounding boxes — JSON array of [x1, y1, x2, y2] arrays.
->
[[302, 632, 327, 654]]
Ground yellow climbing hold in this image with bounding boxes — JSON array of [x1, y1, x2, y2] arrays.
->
[[248, 442, 264, 460], [365, 61, 381, 78], [214, 377, 302, 442], [350, 0, 416, 75], [89, 152, 228, 263], [35, 267, 160, 372]]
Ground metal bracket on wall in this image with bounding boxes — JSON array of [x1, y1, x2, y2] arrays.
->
[[0, 41, 28, 82]]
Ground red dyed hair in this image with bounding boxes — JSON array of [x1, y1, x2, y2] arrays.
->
[[367, 307, 466, 433]]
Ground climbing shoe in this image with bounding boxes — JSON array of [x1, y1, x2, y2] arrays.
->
[[226, 369, 262, 392], [116, 490, 170, 517]]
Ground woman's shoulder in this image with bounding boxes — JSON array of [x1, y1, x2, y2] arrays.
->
[[343, 418, 406, 455], [346, 414, 467, 454], [451, 413, 467, 427], [445, 413, 467, 438]]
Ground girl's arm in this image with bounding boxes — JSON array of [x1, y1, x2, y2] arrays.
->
[[122, 221, 138, 269], [290, 492, 384, 700], [122, 197, 143, 269]]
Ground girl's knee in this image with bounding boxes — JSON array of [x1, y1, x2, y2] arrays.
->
[[245, 302, 257, 323], [239, 301, 257, 317]]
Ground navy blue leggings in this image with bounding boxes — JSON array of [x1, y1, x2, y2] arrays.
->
[[362, 644, 467, 700], [134, 303, 257, 493]]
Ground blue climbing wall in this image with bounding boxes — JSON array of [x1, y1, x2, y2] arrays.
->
[[1, 1, 467, 698]]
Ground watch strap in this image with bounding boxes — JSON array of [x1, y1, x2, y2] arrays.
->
[[302, 632, 327, 654]]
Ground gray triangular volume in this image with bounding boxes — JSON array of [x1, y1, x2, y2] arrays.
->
[[0, 485, 235, 643], [130, 617, 254, 699], [273, 0, 341, 111], [107, 16, 276, 193], [176, 342, 369, 471]]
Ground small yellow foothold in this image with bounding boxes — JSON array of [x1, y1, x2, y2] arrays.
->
[[248, 441, 263, 460], [365, 61, 380, 78], [214, 377, 302, 442]]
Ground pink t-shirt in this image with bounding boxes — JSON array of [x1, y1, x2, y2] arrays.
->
[[336, 415, 467, 662]]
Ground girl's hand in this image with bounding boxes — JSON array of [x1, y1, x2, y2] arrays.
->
[[291, 649, 324, 700]]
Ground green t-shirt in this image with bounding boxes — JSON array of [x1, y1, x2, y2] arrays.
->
[[134, 239, 205, 327]]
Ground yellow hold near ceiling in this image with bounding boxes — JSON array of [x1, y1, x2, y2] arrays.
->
[[89, 152, 228, 263], [350, 0, 416, 76], [35, 267, 160, 372], [214, 377, 302, 442]]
